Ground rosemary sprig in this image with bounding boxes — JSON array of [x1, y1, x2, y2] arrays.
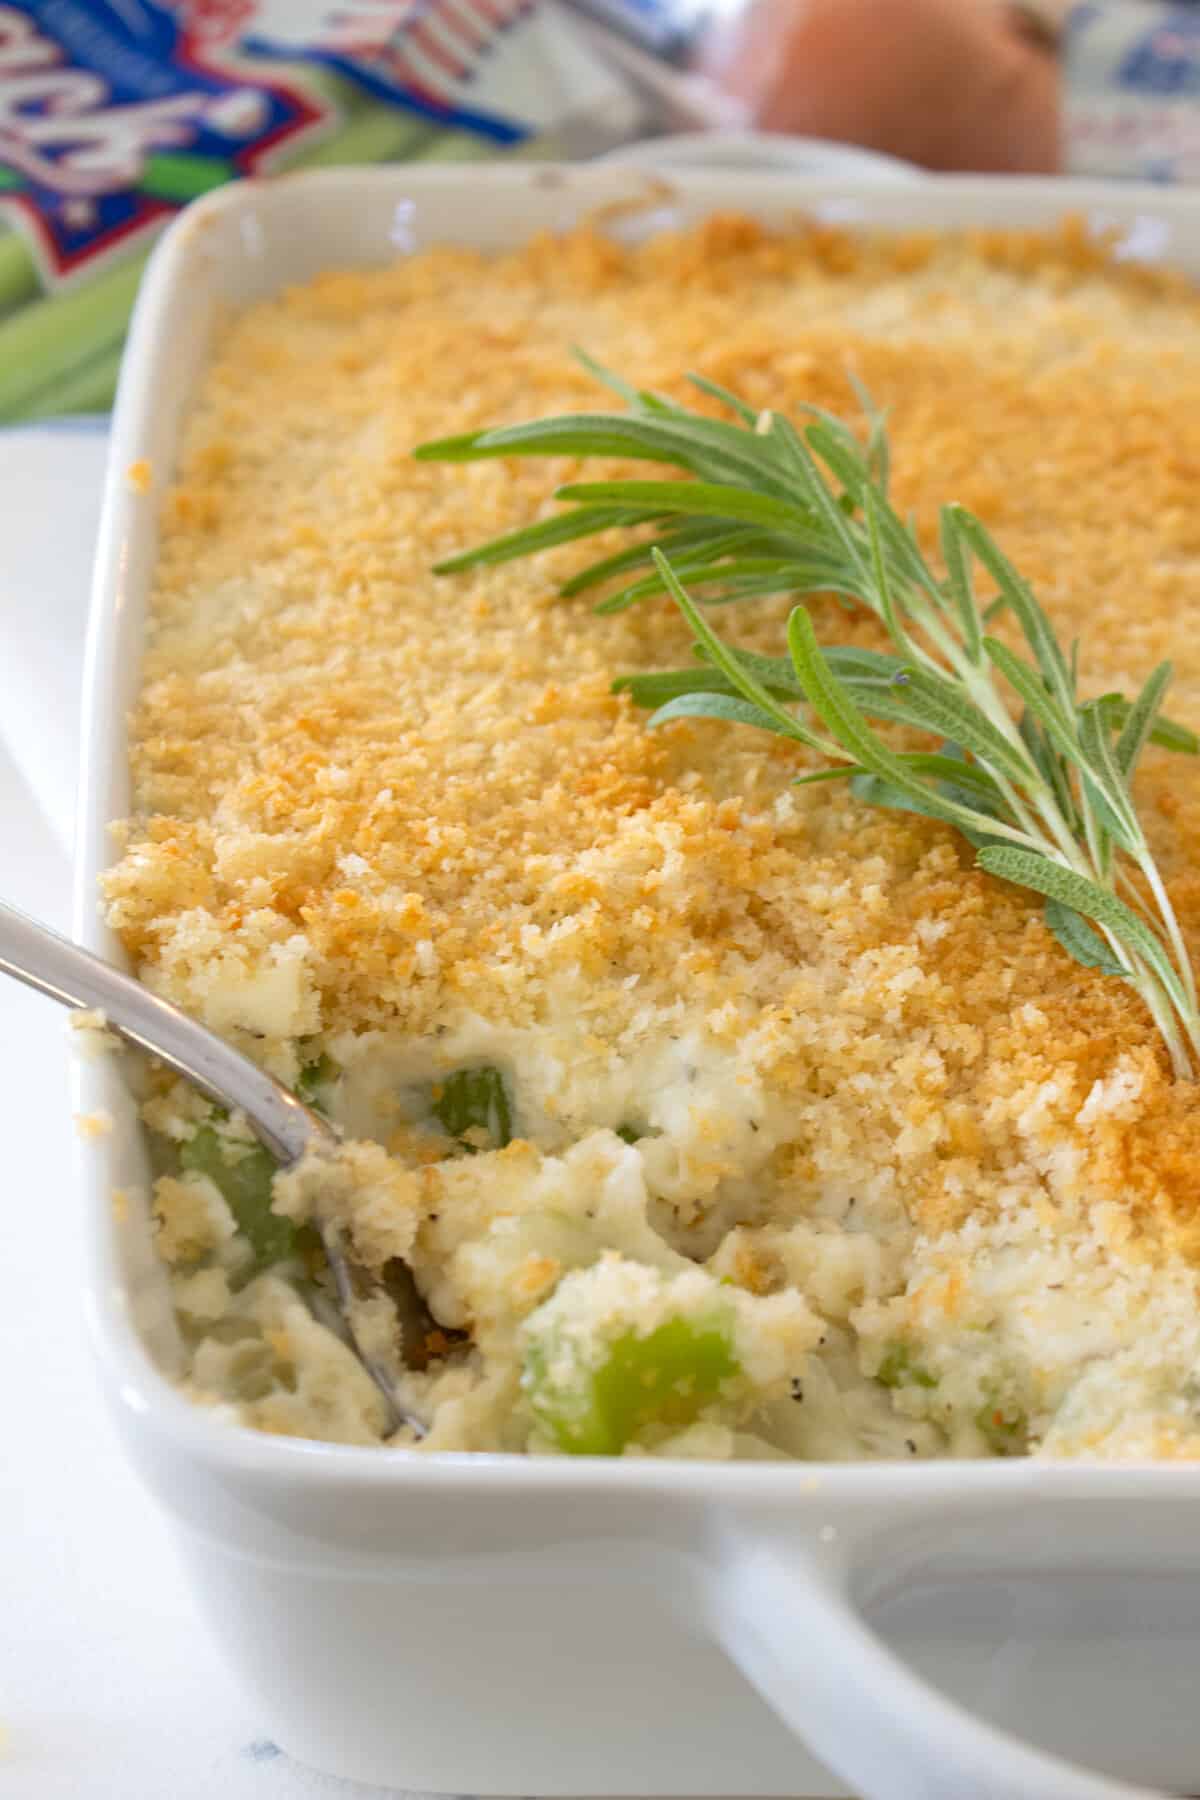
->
[[417, 360, 1200, 1077]]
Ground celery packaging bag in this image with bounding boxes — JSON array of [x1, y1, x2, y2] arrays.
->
[[0, 0, 644, 421], [1065, 2, 1200, 181]]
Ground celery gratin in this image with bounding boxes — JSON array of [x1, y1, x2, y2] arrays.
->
[[102, 215, 1200, 1459]]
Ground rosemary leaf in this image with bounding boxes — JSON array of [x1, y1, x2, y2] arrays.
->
[[556, 478, 807, 534], [787, 609, 1030, 845], [939, 505, 982, 665], [982, 637, 1083, 767], [977, 848, 1189, 1014], [845, 367, 891, 494], [595, 554, 845, 618], [433, 504, 660, 574], [1018, 710, 1081, 844], [1115, 661, 1174, 779], [1044, 899, 1129, 979], [957, 512, 1074, 709], [1098, 695, 1198, 758], [614, 668, 735, 707], [1077, 703, 1141, 854], [848, 772, 993, 839], [651, 551, 832, 755], [559, 521, 749, 597], [687, 371, 759, 425], [876, 666, 1032, 784], [648, 692, 806, 737], [420, 362, 1200, 1076], [416, 414, 786, 493], [570, 345, 649, 411]]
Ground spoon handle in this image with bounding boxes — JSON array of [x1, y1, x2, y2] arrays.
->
[[0, 897, 321, 1165]]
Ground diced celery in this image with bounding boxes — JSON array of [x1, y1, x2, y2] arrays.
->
[[292, 105, 435, 170], [31, 342, 121, 419], [0, 254, 144, 422], [0, 230, 38, 316], [433, 1066, 512, 1150], [525, 1312, 739, 1456], [876, 1344, 937, 1390], [180, 1125, 296, 1267], [975, 1400, 1028, 1456], [296, 1051, 339, 1113], [141, 152, 236, 202]]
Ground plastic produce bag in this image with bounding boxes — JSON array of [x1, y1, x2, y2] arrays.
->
[[1064, 1, 1200, 181], [0, 0, 647, 421]]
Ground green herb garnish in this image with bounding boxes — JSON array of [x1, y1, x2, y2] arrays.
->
[[418, 358, 1200, 1078]]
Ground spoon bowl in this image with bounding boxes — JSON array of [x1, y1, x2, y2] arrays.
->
[[0, 896, 422, 1435]]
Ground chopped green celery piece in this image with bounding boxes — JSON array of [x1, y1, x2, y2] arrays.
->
[[615, 1123, 662, 1145], [180, 1125, 297, 1267], [433, 1066, 512, 1150], [526, 1313, 739, 1456], [297, 1051, 339, 1112], [141, 152, 236, 202], [0, 230, 39, 316], [975, 1400, 1028, 1456], [876, 1344, 937, 1390], [31, 341, 121, 419], [0, 254, 144, 423]]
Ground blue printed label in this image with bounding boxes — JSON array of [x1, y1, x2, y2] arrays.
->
[[1066, 0, 1200, 179], [0, 2, 328, 282], [1117, 8, 1200, 95], [559, 0, 702, 59], [242, 0, 532, 143]]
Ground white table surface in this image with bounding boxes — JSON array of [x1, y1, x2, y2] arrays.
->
[[0, 428, 436, 1800]]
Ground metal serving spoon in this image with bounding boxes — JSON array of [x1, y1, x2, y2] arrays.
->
[[0, 897, 424, 1437]]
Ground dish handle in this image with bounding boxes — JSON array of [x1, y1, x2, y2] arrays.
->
[[706, 1524, 1161, 1800]]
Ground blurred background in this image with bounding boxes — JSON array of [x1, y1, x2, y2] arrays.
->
[[2, 0, 1200, 426]]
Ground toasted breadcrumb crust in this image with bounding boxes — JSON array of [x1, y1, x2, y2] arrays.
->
[[74, 1111, 113, 1140], [103, 216, 1200, 1456]]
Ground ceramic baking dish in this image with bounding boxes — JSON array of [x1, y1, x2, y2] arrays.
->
[[73, 164, 1200, 1800]]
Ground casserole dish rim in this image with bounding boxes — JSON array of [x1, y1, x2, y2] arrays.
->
[[70, 165, 1200, 1800], [75, 160, 1200, 1498]]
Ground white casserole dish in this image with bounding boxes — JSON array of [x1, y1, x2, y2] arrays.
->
[[74, 165, 1200, 1800]]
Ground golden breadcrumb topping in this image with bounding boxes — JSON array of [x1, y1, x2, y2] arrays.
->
[[106, 212, 1200, 1299]]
